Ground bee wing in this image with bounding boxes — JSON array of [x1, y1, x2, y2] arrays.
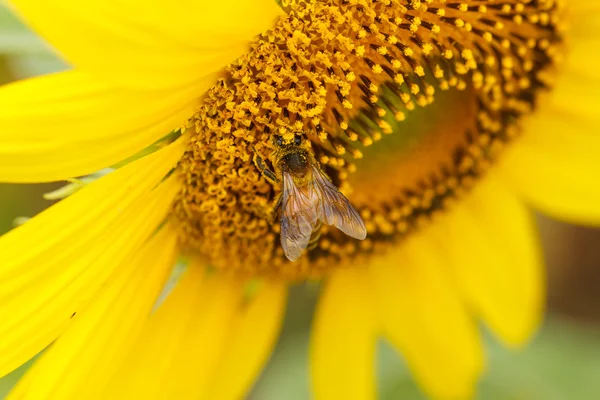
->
[[310, 165, 367, 240], [280, 170, 320, 261]]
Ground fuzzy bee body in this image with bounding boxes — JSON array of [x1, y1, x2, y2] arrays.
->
[[307, 219, 323, 252], [254, 134, 367, 261]]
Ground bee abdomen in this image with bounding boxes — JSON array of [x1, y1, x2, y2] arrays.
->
[[307, 220, 323, 251]]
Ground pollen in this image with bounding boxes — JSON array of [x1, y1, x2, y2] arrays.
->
[[172, 0, 563, 280]]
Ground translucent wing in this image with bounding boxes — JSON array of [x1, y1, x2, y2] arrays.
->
[[280, 170, 320, 261], [310, 165, 367, 240]]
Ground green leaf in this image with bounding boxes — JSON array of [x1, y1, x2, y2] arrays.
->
[[0, 3, 66, 80], [0, 5, 51, 54], [0, 358, 34, 398]]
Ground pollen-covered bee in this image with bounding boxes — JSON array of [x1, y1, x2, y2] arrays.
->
[[254, 133, 367, 261]]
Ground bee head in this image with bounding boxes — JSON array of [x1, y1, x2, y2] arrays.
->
[[274, 132, 312, 179], [274, 133, 303, 148]]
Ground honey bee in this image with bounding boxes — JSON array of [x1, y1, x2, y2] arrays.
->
[[254, 133, 367, 261]]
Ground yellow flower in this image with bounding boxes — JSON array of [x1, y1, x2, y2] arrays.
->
[[0, 0, 598, 399]]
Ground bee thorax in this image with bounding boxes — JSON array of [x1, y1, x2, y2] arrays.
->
[[281, 150, 310, 175]]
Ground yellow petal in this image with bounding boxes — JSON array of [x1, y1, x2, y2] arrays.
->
[[6, 227, 178, 400], [0, 140, 184, 377], [499, 112, 600, 226], [560, 0, 600, 78], [500, 1, 600, 225], [369, 236, 484, 400], [202, 280, 288, 400], [544, 72, 600, 121], [0, 70, 207, 182], [101, 264, 245, 399], [432, 177, 544, 346], [569, 0, 600, 42], [571, 0, 600, 12], [311, 267, 378, 400], [7, 0, 284, 90], [539, 1, 600, 120]]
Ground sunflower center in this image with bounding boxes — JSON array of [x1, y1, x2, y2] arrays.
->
[[172, 0, 563, 280]]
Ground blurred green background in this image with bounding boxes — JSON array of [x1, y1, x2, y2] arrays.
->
[[1, 4, 600, 400]]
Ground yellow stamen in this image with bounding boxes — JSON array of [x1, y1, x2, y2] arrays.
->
[[172, 0, 563, 280]]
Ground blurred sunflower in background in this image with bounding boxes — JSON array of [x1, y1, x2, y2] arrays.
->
[[0, 0, 599, 399]]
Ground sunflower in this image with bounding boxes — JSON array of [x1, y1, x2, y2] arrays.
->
[[0, 0, 598, 399]]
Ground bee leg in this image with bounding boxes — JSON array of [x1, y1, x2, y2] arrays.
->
[[268, 193, 283, 223], [253, 153, 279, 184]]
